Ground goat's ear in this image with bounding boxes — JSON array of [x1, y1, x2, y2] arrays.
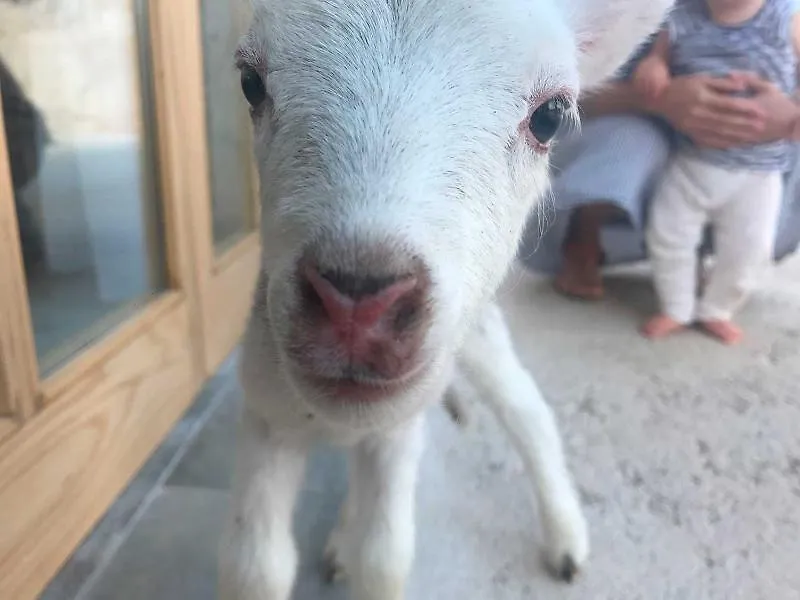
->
[[562, 0, 675, 89]]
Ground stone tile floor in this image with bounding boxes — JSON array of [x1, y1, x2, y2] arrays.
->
[[42, 262, 800, 599]]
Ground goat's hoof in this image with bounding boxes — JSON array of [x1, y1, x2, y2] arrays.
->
[[322, 556, 345, 584], [322, 540, 347, 584], [443, 396, 468, 427], [551, 554, 579, 583], [543, 542, 587, 584], [542, 509, 589, 584]]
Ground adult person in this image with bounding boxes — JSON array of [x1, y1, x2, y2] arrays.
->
[[518, 36, 800, 302], [1, 54, 50, 272]]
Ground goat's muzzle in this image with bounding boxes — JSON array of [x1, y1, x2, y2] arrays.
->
[[286, 241, 433, 402]]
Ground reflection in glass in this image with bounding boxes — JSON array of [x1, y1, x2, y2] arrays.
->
[[201, 0, 257, 251], [0, 0, 166, 373]]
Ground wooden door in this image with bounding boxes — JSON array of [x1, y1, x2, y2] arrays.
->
[[0, 0, 258, 597], [187, 0, 261, 374]]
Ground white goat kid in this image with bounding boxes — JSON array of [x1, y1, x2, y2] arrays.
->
[[219, 1, 673, 599]]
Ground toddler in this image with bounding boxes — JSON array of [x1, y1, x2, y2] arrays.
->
[[633, 0, 800, 344]]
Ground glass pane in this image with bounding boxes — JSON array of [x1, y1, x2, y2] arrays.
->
[[0, 0, 166, 374], [201, 0, 257, 252]]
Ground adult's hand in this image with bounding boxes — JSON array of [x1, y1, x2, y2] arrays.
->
[[729, 72, 799, 143], [645, 73, 768, 149]]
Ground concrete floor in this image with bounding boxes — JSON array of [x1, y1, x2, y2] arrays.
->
[[44, 259, 800, 600]]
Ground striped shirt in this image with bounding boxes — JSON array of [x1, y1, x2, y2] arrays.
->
[[666, 0, 798, 171]]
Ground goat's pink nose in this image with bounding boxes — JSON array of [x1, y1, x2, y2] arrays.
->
[[303, 266, 418, 331], [292, 251, 431, 383]]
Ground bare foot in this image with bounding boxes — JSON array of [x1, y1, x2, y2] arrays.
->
[[554, 242, 604, 301], [698, 320, 743, 345], [554, 272, 603, 301], [640, 314, 687, 339]]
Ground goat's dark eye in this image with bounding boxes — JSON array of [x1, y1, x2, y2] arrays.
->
[[528, 95, 569, 145], [240, 66, 267, 107]]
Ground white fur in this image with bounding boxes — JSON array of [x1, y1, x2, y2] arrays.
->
[[219, 0, 673, 598]]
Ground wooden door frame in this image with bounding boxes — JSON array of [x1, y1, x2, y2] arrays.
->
[[182, 0, 261, 376], [0, 91, 38, 428], [0, 0, 256, 597]]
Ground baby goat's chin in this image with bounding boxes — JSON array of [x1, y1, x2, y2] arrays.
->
[[283, 356, 443, 429], [287, 359, 431, 404]]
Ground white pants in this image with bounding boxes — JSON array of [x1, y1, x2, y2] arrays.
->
[[646, 153, 783, 324]]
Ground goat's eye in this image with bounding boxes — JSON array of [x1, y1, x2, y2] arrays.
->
[[528, 95, 568, 145], [240, 66, 267, 107]]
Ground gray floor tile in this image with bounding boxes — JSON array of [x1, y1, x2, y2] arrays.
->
[[166, 387, 242, 490], [80, 488, 228, 600], [83, 448, 350, 600], [42, 353, 240, 600]]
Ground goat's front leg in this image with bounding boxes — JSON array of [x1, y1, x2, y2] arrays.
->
[[218, 411, 309, 600], [336, 416, 425, 600], [459, 303, 589, 581], [322, 463, 357, 583]]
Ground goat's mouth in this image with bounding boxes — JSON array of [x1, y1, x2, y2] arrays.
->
[[288, 360, 430, 404]]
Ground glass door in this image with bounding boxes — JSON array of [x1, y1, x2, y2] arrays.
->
[[193, 0, 261, 374], [0, 0, 168, 376], [0, 1, 257, 598]]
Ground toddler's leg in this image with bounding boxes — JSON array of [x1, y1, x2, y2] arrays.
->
[[643, 157, 708, 339], [697, 172, 783, 344]]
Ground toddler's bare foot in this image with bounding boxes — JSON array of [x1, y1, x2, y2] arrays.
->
[[698, 320, 742, 345], [640, 314, 686, 339]]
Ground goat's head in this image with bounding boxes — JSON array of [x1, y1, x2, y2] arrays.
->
[[238, 0, 671, 427]]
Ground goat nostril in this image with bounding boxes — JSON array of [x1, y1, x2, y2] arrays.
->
[[300, 276, 325, 315], [393, 300, 420, 332], [302, 265, 418, 327], [319, 270, 403, 300]]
